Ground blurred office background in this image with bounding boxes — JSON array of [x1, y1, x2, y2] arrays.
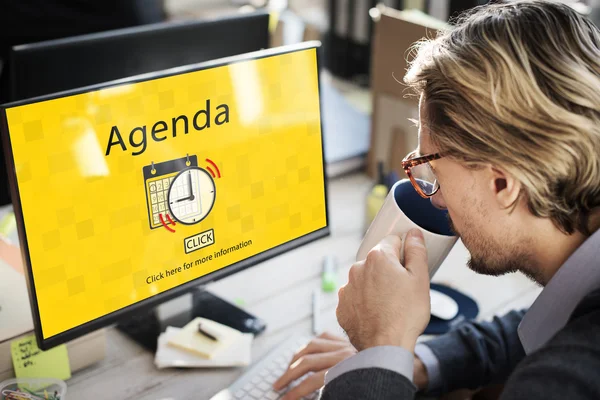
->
[[0, 0, 597, 206]]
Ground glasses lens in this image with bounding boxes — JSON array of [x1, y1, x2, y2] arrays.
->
[[411, 162, 439, 196]]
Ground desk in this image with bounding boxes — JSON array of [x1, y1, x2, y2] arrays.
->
[[67, 172, 541, 399]]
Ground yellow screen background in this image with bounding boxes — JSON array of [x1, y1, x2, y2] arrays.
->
[[4, 48, 326, 339]]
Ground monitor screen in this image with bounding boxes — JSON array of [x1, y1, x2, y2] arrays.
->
[[0, 43, 328, 349]]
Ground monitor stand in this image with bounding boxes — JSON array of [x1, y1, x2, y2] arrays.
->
[[116, 287, 266, 352]]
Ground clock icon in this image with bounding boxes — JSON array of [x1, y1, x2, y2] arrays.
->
[[167, 167, 216, 225]]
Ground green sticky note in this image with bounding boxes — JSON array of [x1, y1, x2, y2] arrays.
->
[[11, 335, 71, 381]]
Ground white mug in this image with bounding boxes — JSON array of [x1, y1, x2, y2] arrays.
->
[[357, 179, 458, 278]]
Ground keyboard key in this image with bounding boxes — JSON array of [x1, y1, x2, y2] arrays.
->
[[234, 390, 246, 399], [251, 377, 261, 385], [159, 203, 165, 212], [151, 194, 157, 203], [152, 205, 158, 213], [267, 363, 278, 372], [250, 389, 263, 399], [163, 178, 170, 189], [150, 183, 156, 192], [270, 365, 284, 375], [265, 392, 279, 400], [258, 382, 271, 391], [243, 384, 253, 392], [153, 214, 159, 224], [157, 192, 164, 202], [260, 369, 270, 377], [156, 181, 163, 191], [265, 374, 278, 384]]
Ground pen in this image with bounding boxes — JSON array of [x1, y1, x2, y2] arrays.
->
[[198, 323, 219, 341], [312, 288, 321, 335]]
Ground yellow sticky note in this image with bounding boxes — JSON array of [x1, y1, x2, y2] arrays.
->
[[11, 335, 71, 381], [167, 317, 242, 359]]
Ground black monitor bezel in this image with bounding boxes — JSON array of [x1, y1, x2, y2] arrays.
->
[[8, 10, 270, 102], [0, 41, 330, 350]]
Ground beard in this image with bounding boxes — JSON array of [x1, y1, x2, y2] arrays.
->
[[447, 213, 542, 284]]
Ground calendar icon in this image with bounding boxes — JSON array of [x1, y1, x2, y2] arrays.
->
[[143, 155, 198, 230]]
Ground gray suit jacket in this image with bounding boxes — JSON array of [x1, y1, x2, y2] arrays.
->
[[320, 288, 600, 399]]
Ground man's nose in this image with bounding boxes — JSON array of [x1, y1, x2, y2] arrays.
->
[[431, 191, 447, 210]]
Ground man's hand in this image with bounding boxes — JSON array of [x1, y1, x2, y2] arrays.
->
[[272, 332, 356, 400], [336, 229, 431, 352]]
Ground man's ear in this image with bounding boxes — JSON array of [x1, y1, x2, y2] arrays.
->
[[489, 166, 521, 209]]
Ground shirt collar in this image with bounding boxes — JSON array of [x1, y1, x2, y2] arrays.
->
[[518, 228, 600, 354]]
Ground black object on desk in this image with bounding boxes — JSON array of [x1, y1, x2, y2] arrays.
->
[[117, 288, 266, 352]]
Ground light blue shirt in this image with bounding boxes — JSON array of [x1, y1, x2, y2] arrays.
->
[[326, 228, 600, 392]]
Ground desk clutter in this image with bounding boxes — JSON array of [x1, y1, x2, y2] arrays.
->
[[0, 378, 67, 400], [155, 318, 254, 369]]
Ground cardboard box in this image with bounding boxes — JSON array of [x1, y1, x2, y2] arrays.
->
[[367, 6, 448, 178]]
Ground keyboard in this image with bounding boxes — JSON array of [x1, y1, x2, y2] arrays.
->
[[210, 334, 319, 400]]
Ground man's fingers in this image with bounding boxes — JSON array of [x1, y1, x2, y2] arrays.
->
[[281, 370, 326, 400], [318, 331, 347, 342], [273, 353, 328, 391], [403, 229, 428, 277], [273, 353, 337, 390], [370, 235, 403, 261], [288, 338, 349, 366]]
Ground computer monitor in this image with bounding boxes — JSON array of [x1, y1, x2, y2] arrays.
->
[[0, 42, 329, 350], [8, 12, 270, 102], [0, 11, 269, 210]]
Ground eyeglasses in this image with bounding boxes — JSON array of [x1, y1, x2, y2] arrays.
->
[[401, 150, 443, 198]]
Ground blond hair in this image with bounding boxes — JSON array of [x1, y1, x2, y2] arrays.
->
[[405, 0, 600, 235]]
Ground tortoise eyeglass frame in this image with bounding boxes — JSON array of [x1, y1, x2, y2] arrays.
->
[[401, 150, 443, 198]]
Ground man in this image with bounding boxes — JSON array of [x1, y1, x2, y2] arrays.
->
[[273, 1, 600, 398]]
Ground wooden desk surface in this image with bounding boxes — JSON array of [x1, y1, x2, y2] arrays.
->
[[68, 173, 540, 399]]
